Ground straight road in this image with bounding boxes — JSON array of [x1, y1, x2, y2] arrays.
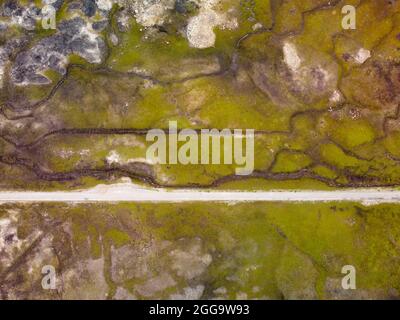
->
[[0, 182, 399, 203]]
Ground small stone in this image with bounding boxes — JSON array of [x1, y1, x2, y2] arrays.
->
[[354, 48, 371, 64], [92, 20, 108, 31], [82, 0, 97, 17], [109, 33, 119, 46]]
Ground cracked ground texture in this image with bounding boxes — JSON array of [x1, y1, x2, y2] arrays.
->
[[0, 0, 400, 190], [1, 0, 400, 300]]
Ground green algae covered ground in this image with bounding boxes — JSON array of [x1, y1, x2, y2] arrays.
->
[[1, 202, 400, 300], [1, 0, 400, 190], [1, 0, 400, 302]]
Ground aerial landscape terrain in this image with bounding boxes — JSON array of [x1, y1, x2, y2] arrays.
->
[[1, 202, 400, 300], [1, 0, 400, 300]]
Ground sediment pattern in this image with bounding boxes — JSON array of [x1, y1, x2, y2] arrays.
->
[[0, 0, 400, 190]]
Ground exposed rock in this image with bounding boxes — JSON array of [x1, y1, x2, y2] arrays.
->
[[114, 287, 137, 300], [0, 210, 41, 270], [187, 9, 218, 49], [118, 0, 175, 27], [283, 42, 301, 71], [169, 238, 212, 280], [280, 40, 339, 103], [170, 285, 205, 300], [96, 0, 114, 11], [136, 273, 177, 297], [61, 257, 109, 300], [0, 22, 7, 31], [175, 0, 199, 14], [354, 48, 371, 65], [111, 242, 158, 283], [116, 9, 131, 32], [325, 278, 399, 300], [42, 0, 64, 11], [52, 0, 65, 11], [109, 33, 119, 46], [2, 1, 41, 30], [83, 0, 97, 17], [92, 20, 109, 31], [186, 0, 238, 49], [11, 17, 106, 86]]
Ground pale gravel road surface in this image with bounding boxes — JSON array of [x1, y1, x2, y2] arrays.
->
[[0, 182, 400, 204]]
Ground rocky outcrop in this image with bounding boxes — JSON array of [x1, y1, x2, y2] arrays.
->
[[11, 17, 106, 86]]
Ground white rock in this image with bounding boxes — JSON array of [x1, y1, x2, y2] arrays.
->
[[187, 11, 218, 49], [0, 218, 12, 251], [252, 23, 263, 31], [283, 42, 302, 71], [354, 48, 371, 64], [96, 0, 114, 11], [123, 0, 175, 27], [77, 22, 104, 64], [106, 150, 122, 165], [186, 1, 238, 49], [329, 90, 343, 104], [170, 285, 205, 300]]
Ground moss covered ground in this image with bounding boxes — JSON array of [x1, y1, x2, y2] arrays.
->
[[1, 0, 400, 190], [1, 201, 400, 300]]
